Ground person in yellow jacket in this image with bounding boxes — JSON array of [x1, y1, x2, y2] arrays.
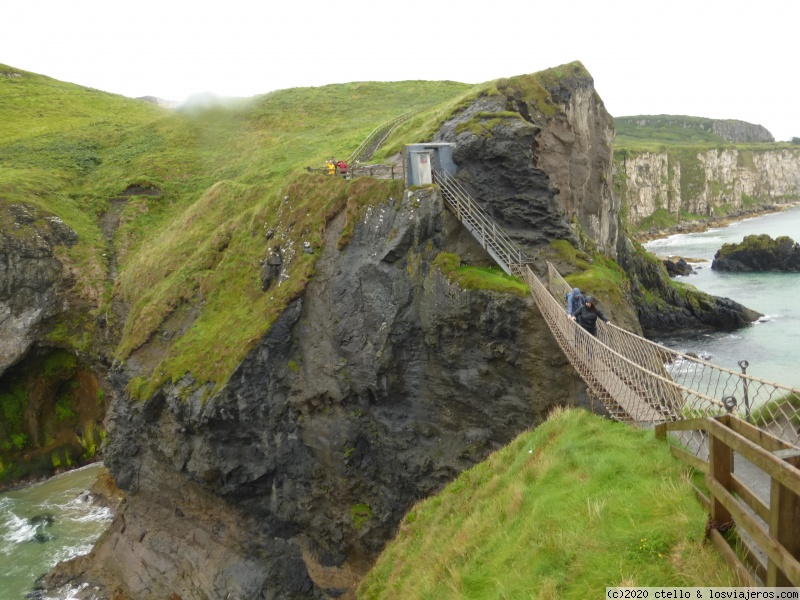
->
[[327, 159, 336, 176]]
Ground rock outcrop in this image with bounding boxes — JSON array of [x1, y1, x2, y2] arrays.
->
[[435, 63, 619, 257], [712, 120, 774, 143], [616, 116, 774, 143], [0, 202, 77, 376], [712, 234, 800, 272], [662, 257, 694, 277], [48, 188, 581, 599], [616, 237, 762, 336]]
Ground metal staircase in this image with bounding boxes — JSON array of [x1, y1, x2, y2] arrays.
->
[[433, 170, 526, 275]]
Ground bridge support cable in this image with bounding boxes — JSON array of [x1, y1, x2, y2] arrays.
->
[[432, 169, 800, 447]]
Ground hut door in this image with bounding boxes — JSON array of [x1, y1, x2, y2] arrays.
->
[[417, 152, 432, 184]]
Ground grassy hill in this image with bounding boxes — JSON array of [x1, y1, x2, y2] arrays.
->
[[0, 63, 472, 397], [614, 115, 789, 152], [615, 115, 732, 148], [359, 408, 737, 599]]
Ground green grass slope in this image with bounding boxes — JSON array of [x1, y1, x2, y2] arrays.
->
[[359, 408, 737, 599], [615, 115, 732, 148], [614, 115, 796, 155], [1, 64, 471, 397]]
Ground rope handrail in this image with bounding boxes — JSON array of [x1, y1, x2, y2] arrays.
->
[[545, 262, 800, 431], [433, 171, 800, 447], [514, 263, 726, 420]]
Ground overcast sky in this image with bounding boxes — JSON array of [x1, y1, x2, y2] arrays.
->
[[3, 0, 798, 140]]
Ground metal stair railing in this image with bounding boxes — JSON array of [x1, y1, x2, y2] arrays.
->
[[433, 169, 527, 275]]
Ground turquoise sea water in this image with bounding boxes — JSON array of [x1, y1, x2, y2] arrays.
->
[[644, 205, 800, 390], [0, 463, 110, 600]]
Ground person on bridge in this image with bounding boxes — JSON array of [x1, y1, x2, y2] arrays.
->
[[572, 295, 609, 337], [565, 287, 585, 317]]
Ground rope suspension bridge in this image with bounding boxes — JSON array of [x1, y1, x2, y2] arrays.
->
[[342, 121, 800, 584], [433, 169, 800, 449]]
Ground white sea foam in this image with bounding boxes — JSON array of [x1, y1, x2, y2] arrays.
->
[[1, 511, 36, 546], [41, 582, 98, 600], [754, 314, 778, 324]]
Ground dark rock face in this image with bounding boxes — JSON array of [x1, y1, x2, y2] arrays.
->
[[663, 258, 695, 277], [434, 68, 619, 257], [617, 237, 762, 336], [0, 202, 77, 375], [712, 234, 800, 272], [62, 189, 579, 599]]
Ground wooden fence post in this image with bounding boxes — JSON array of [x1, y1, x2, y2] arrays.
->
[[707, 431, 733, 525], [767, 451, 800, 586]]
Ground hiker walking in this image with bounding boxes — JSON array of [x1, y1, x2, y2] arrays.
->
[[336, 159, 349, 178], [326, 159, 336, 176], [565, 287, 584, 317], [572, 295, 609, 337]]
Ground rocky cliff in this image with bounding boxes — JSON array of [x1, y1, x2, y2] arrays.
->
[[436, 63, 618, 257], [43, 64, 769, 599], [0, 202, 107, 485], [29, 65, 763, 599], [616, 147, 800, 227], [45, 188, 581, 599], [615, 236, 762, 336], [0, 202, 77, 375]]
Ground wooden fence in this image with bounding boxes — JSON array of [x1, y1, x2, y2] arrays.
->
[[656, 415, 800, 586]]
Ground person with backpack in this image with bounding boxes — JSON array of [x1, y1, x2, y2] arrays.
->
[[572, 295, 609, 337], [565, 287, 585, 317]]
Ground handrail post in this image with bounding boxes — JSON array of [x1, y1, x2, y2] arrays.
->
[[767, 452, 800, 586], [707, 426, 733, 526]]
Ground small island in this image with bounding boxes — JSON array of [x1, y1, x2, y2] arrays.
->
[[712, 234, 800, 272]]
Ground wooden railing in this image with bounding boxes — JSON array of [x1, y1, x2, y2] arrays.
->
[[656, 416, 800, 587]]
